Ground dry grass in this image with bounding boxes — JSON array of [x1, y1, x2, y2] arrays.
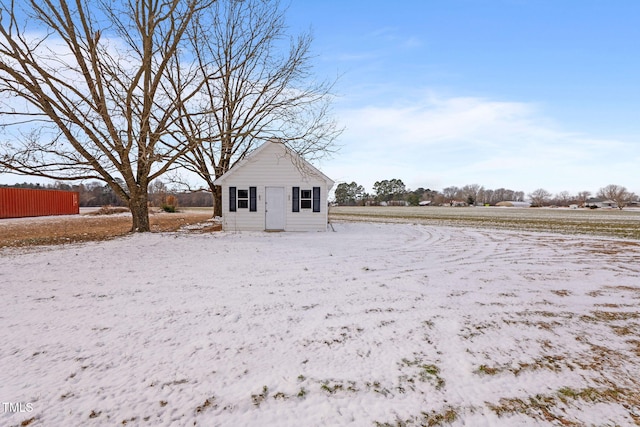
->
[[0, 208, 216, 248], [488, 385, 640, 426]]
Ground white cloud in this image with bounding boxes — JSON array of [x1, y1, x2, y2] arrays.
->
[[323, 93, 640, 194]]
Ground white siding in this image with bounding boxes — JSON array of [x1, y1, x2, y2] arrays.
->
[[218, 143, 332, 232]]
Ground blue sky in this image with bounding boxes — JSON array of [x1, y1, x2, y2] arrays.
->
[[288, 0, 639, 195], [1, 0, 637, 198]]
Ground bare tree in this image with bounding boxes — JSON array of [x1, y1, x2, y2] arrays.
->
[[597, 184, 634, 210], [0, 0, 213, 231], [441, 186, 459, 205], [513, 191, 525, 202], [576, 190, 591, 207], [461, 184, 483, 206], [554, 191, 572, 207], [528, 188, 551, 207], [174, 0, 341, 216], [481, 188, 494, 205], [493, 188, 510, 203]]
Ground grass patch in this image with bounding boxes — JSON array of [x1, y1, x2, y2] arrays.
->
[[583, 311, 640, 322], [375, 406, 459, 427], [0, 210, 214, 248], [195, 396, 217, 413], [251, 385, 269, 407], [476, 364, 500, 375], [399, 358, 445, 390], [320, 380, 358, 394], [475, 355, 568, 377], [489, 386, 640, 425]]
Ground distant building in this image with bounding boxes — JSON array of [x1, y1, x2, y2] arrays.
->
[[585, 198, 617, 209]]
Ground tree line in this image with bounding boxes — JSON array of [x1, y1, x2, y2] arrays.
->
[[0, 0, 339, 231], [8, 178, 636, 210], [334, 180, 638, 209], [528, 185, 637, 209], [1, 181, 212, 208]]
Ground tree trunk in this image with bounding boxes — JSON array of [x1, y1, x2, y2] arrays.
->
[[129, 193, 151, 232], [212, 185, 222, 218]]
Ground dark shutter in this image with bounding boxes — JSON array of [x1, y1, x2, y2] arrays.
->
[[249, 187, 257, 212], [313, 186, 321, 212], [229, 187, 236, 212], [292, 187, 300, 212]]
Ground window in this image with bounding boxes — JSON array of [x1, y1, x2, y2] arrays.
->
[[300, 189, 312, 209], [292, 186, 321, 212], [237, 189, 248, 209], [230, 187, 257, 211]]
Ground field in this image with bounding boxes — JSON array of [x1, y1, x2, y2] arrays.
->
[[1, 210, 640, 426], [330, 206, 640, 240]]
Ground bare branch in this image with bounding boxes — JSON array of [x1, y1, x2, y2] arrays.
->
[[175, 0, 342, 216], [0, 0, 214, 231]]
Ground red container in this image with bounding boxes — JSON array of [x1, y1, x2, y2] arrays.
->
[[0, 187, 79, 219]]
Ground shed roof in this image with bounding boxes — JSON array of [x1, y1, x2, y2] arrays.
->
[[213, 140, 334, 187]]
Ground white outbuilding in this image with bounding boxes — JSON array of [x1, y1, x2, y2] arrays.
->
[[213, 140, 334, 232]]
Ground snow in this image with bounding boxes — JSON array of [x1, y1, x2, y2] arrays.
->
[[1, 221, 639, 426]]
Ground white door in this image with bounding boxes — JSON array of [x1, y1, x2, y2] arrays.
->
[[265, 187, 285, 230]]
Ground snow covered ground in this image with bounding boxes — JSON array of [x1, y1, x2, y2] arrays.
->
[[1, 222, 639, 426]]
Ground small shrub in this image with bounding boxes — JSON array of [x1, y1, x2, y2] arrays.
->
[[161, 195, 178, 213]]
